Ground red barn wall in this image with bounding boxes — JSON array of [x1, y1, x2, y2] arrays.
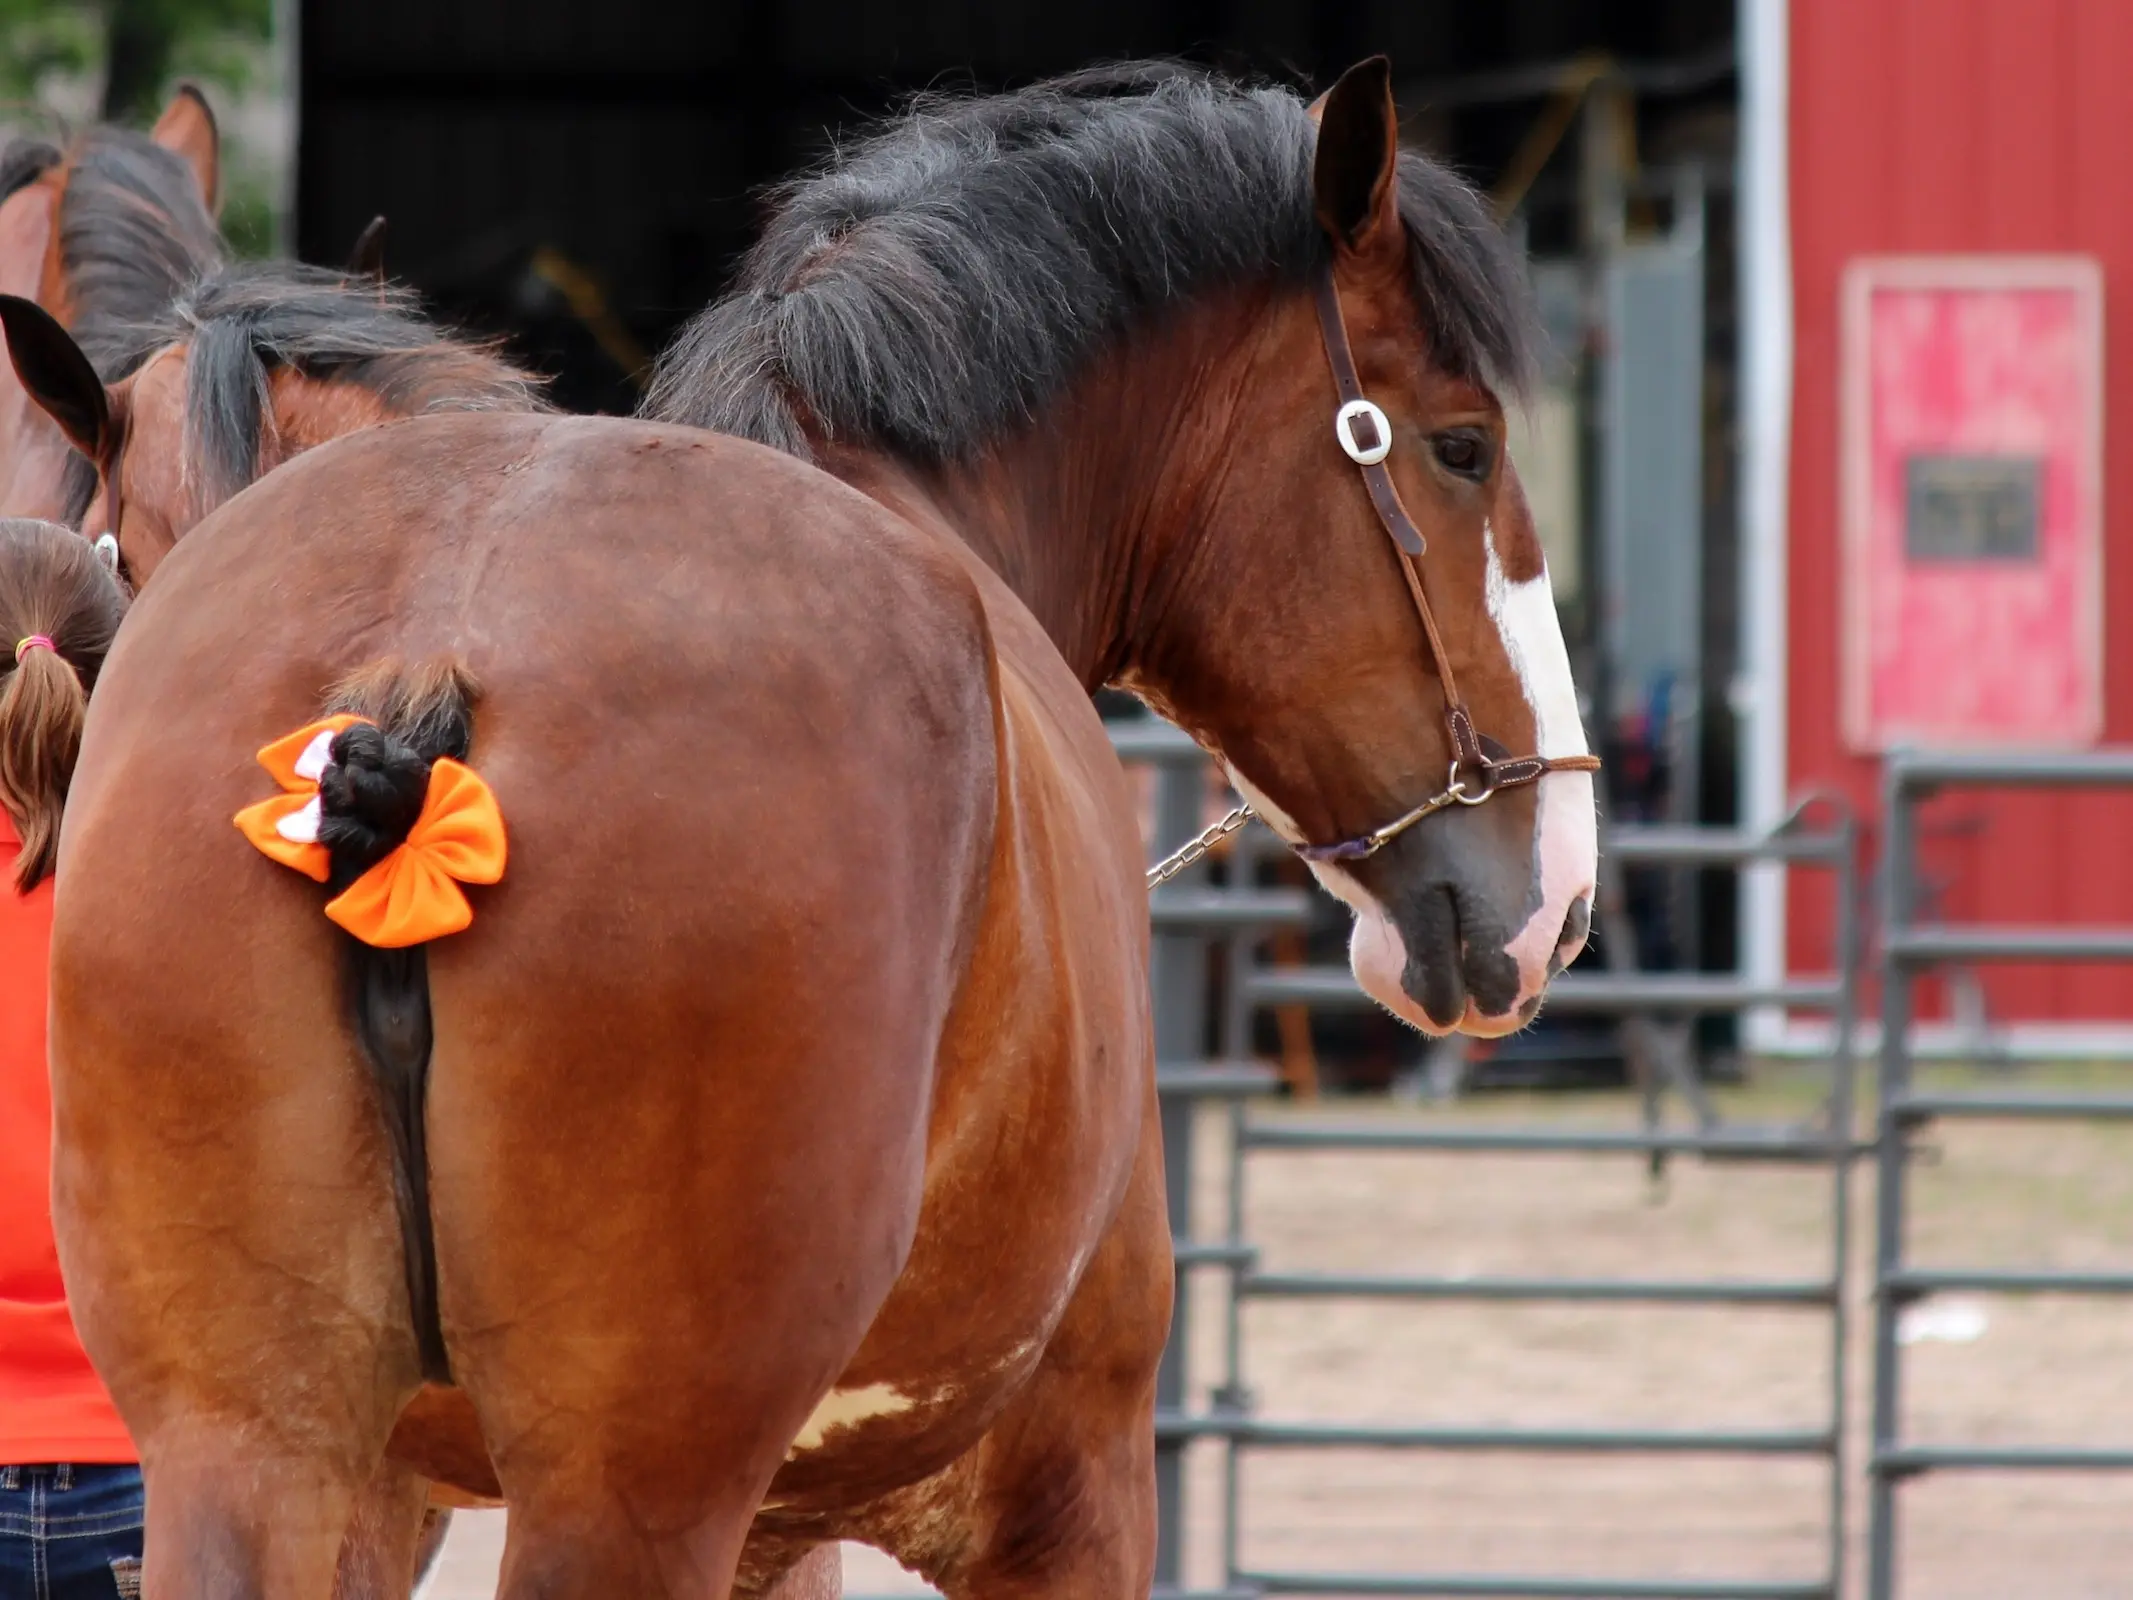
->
[[1787, 0, 2133, 1023]]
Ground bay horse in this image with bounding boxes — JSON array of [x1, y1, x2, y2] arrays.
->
[[0, 87, 223, 521], [1, 258, 547, 1592], [34, 59, 1596, 1599]]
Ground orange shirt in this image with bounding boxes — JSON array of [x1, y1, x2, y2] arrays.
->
[[0, 812, 133, 1463]]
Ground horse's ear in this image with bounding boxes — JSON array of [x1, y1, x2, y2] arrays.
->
[[1312, 57, 1403, 260], [347, 215, 389, 283], [150, 83, 221, 216], [0, 294, 111, 463]]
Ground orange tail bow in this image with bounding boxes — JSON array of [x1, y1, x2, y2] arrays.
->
[[324, 758, 507, 947], [234, 717, 508, 948]]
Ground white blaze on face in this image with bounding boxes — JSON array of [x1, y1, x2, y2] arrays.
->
[[1482, 528, 1599, 1012]]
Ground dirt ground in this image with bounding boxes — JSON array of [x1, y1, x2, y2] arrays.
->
[[424, 1063, 2133, 1599]]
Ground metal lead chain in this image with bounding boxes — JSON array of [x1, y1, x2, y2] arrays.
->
[[1145, 802, 1256, 889]]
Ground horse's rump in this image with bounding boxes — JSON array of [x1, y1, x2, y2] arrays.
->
[[51, 411, 1010, 1516]]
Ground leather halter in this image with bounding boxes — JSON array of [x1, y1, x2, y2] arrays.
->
[[1144, 262, 1600, 891], [1290, 262, 1599, 865], [81, 432, 131, 587]]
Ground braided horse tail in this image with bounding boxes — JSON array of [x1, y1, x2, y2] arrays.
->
[[311, 658, 485, 1383]]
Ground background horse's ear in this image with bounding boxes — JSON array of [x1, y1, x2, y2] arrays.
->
[[150, 83, 221, 216], [1312, 57, 1403, 260], [347, 215, 389, 284], [0, 294, 111, 463]]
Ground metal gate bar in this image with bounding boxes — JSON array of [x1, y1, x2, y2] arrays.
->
[[1142, 718, 1308, 1600], [1180, 781, 1862, 1600], [1243, 1274, 1835, 1304], [1867, 748, 2133, 1600], [1241, 1124, 1859, 1158], [1241, 1578, 1828, 1600], [862, 722, 1862, 1600], [1251, 969, 1847, 1012]]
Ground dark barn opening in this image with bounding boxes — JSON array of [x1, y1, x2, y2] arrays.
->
[[296, 0, 1742, 1089], [296, 1, 1732, 408]]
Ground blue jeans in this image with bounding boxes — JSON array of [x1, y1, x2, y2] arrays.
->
[[0, 1465, 144, 1599]]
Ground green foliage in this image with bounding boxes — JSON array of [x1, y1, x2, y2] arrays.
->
[[219, 174, 274, 257], [169, 16, 271, 96], [0, 0, 273, 120], [101, 0, 273, 122], [1, 0, 283, 255], [0, 1, 101, 101]]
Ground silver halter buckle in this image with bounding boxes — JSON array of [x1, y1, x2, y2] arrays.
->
[[1334, 398, 1393, 466]]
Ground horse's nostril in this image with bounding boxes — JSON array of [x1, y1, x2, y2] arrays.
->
[[1558, 894, 1592, 955]]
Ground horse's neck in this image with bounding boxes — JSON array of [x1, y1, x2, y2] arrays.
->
[[265, 371, 404, 470], [820, 447, 1135, 687], [819, 294, 1263, 689]]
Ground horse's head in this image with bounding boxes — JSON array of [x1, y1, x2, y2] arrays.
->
[[1138, 61, 1598, 1036], [0, 262, 549, 585], [0, 89, 222, 525], [645, 58, 1597, 1037], [0, 301, 186, 579]]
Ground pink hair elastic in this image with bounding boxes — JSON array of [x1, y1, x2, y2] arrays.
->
[[13, 635, 55, 663]]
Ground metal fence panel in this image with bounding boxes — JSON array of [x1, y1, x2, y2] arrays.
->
[[1116, 720, 1860, 1600], [1866, 747, 2133, 1600]]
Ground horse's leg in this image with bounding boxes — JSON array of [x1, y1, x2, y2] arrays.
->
[[742, 1545, 841, 1600], [927, 1111, 1170, 1600], [431, 925, 943, 1599], [130, 1444, 348, 1598], [412, 1509, 454, 1595], [49, 814, 424, 1599], [330, 1458, 436, 1600]]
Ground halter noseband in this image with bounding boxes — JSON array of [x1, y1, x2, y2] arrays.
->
[[1144, 261, 1600, 891]]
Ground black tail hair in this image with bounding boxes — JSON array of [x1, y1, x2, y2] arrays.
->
[[316, 659, 477, 1384]]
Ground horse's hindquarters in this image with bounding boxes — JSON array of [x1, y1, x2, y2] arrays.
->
[[47, 414, 1006, 1597], [48, 710, 421, 1596]]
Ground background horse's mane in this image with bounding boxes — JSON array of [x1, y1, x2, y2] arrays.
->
[[643, 62, 1535, 465], [4, 124, 226, 521], [111, 260, 551, 512], [2, 126, 225, 376]]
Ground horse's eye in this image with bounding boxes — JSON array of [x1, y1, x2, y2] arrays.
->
[[1431, 430, 1492, 481]]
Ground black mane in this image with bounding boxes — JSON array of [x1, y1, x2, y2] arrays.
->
[[0, 125, 227, 378], [4, 123, 226, 521], [643, 64, 1534, 464], [104, 260, 550, 514]]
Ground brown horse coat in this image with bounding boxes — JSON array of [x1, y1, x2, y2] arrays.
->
[[56, 410, 1166, 1596], [43, 60, 1594, 1600]]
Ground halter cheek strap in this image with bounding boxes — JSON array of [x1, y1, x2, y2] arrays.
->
[[1299, 261, 1599, 859], [97, 437, 127, 575], [1313, 268, 1488, 775], [1144, 263, 1601, 891]]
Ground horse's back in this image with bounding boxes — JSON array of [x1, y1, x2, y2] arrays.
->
[[73, 410, 1004, 932], [66, 410, 1005, 1106]]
